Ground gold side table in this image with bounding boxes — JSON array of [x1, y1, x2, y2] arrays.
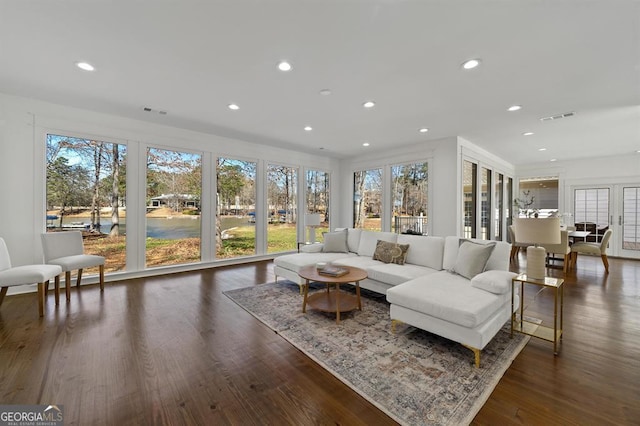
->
[[511, 273, 564, 354]]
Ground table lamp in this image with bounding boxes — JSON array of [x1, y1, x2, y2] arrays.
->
[[513, 217, 561, 279], [305, 213, 322, 243]]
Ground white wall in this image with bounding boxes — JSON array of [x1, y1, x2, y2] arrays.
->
[[0, 93, 340, 276]]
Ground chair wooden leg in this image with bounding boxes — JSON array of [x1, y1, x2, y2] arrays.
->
[[54, 275, 60, 305], [99, 264, 105, 291], [510, 246, 518, 262], [38, 281, 46, 317], [601, 254, 609, 273], [0, 287, 8, 307], [65, 271, 72, 301], [563, 254, 570, 273], [76, 268, 83, 287]]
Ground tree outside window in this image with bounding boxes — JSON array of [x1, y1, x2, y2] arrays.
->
[[267, 164, 298, 253], [391, 162, 428, 235], [354, 168, 382, 230], [216, 157, 256, 258], [146, 147, 202, 267], [46, 134, 126, 272]]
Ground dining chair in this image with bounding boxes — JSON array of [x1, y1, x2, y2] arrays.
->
[[540, 229, 571, 273], [41, 231, 105, 301], [0, 237, 62, 317], [570, 229, 613, 273], [507, 225, 529, 262]]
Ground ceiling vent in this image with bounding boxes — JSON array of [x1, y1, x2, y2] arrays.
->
[[142, 106, 168, 115], [540, 111, 575, 122]]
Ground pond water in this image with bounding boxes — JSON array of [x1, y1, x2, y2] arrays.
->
[[51, 215, 254, 239]]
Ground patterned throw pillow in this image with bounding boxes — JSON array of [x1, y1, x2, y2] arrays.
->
[[372, 240, 410, 265]]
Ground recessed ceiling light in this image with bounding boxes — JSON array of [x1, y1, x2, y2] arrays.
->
[[363, 101, 376, 108], [538, 148, 547, 151], [228, 104, 239, 110], [462, 59, 481, 70], [304, 126, 312, 131], [76, 61, 95, 71], [419, 128, 429, 133], [507, 105, 522, 112], [277, 61, 292, 71], [550, 158, 557, 162], [523, 132, 534, 136], [362, 142, 370, 147], [319, 89, 332, 96]]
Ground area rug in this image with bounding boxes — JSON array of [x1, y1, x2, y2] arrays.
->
[[224, 281, 529, 426]]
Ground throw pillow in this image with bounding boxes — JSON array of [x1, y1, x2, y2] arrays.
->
[[322, 229, 349, 253], [372, 240, 410, 265], [471, 270, 517, 294], [451, 241, 496, 280]]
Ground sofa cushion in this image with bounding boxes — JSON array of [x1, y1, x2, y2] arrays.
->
[[443, 237, 510, 272], [451, 240, 496, 280], [397, 235, 445, 270], [367, 263, 439, 286], [471, 270, 517, 295], [332, 256, 384, 270], [322, 229, 348, 253], [357, 230, 398, 257], [300, 243, 323, 253], [273, 252, 356, 273], [386, 271, 508, 328], [372, 240, 409, 265], [347, 228, 363, 253], [335, 228, 362, 253]]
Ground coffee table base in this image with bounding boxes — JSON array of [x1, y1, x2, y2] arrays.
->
[[303, 283, 361, 323]]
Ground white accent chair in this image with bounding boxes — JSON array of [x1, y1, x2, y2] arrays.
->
[[0, 237, 62, 317], [41, 231, 105, 301], [570, 229, 613, 273]]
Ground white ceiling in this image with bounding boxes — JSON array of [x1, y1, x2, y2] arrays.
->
[[1, 1, 639, 165]]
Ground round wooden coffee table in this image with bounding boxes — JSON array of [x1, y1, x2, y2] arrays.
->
[[298, 265, 368, 323]]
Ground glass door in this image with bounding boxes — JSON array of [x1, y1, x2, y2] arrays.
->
[[572, 184, 640, 260], [619, 186, 640, 259]]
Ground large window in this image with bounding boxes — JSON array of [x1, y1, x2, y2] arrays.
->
[[354, 168, 382, 230], [216, 157, 256, 258], [46, 134, 126, 273], [267, 164, 298, 253], [481, 167, 492, 240], [391, 162, 428, 235], [463, 160, 477, 238], [623, 187, 640, 251], [146, 148, 202, 267], [306, 169, 330, 237], [494, 173, 504, 240]]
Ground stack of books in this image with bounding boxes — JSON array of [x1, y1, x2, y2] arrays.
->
[[318, 265, 349, 277]]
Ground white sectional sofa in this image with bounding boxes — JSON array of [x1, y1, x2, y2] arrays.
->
[[273, 228, 519, 367]]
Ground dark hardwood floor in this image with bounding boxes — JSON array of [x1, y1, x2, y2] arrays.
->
[[1, 254, 638, 425]]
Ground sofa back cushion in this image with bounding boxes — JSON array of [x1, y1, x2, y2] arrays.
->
[[334, 228, 362, 253], [443, 236, 510, 272], [357, 230, 398, 257], [397, 234, 445, 270]]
